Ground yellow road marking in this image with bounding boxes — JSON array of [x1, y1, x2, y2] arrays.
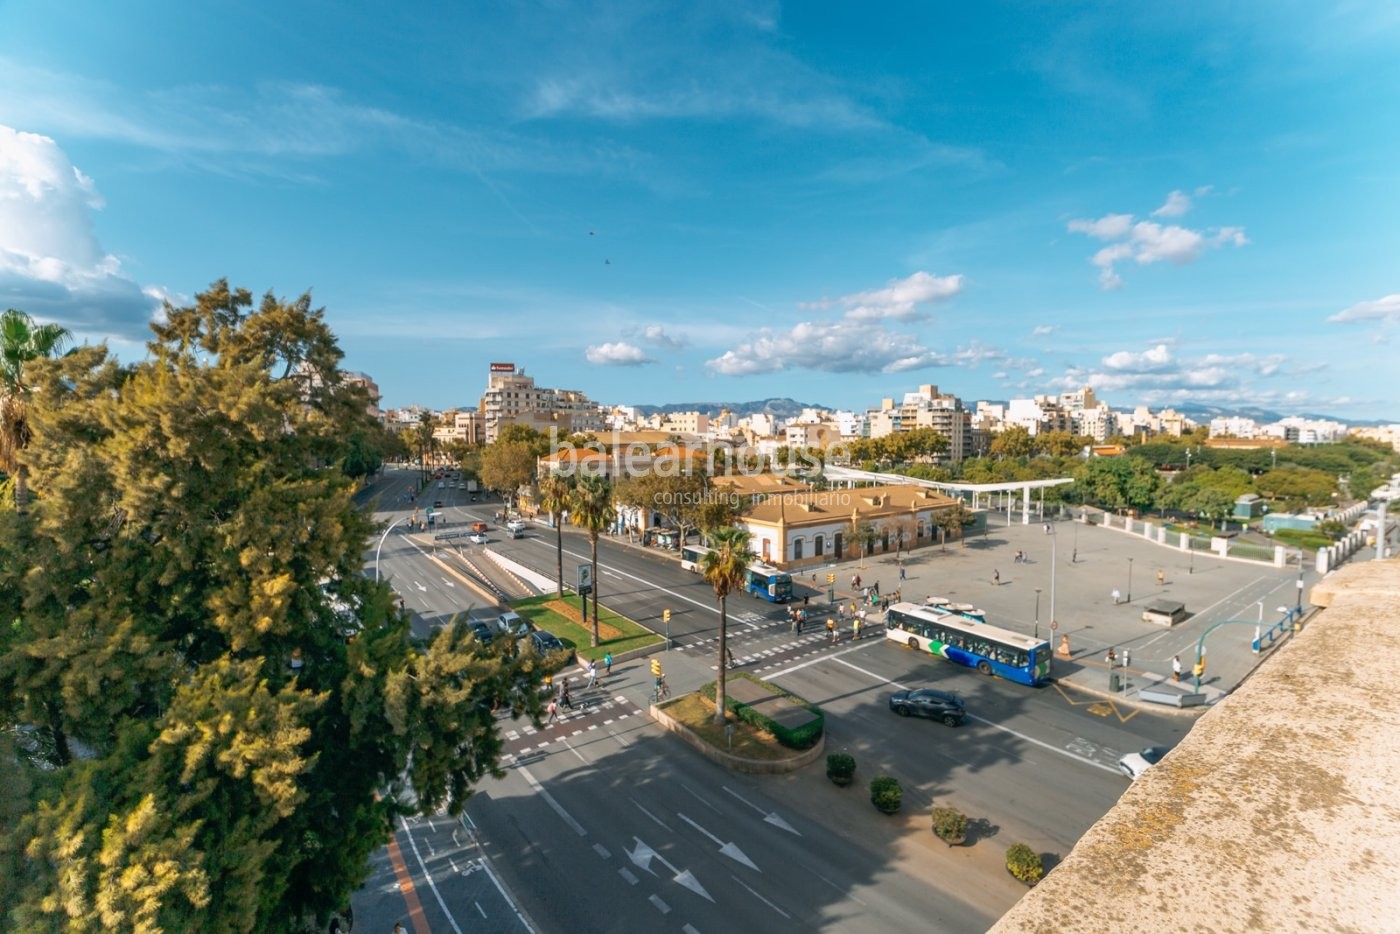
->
[[1052, 680, 1140, 723]]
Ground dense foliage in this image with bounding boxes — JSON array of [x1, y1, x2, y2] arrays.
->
[[0, 282, 546, 931]]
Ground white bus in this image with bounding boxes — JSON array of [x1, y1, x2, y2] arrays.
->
[[680, 544, 712, 572], [884, 601, 1051, 686]]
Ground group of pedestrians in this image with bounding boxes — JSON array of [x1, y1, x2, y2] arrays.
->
[[545, 652, 614, 725]]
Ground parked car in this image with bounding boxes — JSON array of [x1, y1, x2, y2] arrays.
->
[[471, 521, 489, 533], [506, 517, 526, 532], [467, 620, 494, 646], [888, 688, 966, 726], [1118, 745, 1168, 780], [469, 532, 488, 545], [470, 494, 479, 502], [529, 630, 567, 655], [433, 500, 443, 508], [496, 611, 530, 636]]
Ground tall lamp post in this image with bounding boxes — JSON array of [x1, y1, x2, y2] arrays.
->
[[1126, 557, 1134, 604], [1033, 587, 1042, 641], [1048, 525, 1057, 634]]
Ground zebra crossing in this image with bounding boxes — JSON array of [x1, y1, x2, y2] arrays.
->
[[676, 610, 878, 674], [499, 693, 646, 763]]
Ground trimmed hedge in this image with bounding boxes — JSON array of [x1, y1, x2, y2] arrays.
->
[[701, 673, 825, 750]]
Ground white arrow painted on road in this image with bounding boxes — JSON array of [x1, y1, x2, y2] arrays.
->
[[415, 580, 427, 592], [441, 577, 455, 587], [722, 786, 801, 836], [626, 838, 713, 902], [677, 813, 759, 871]]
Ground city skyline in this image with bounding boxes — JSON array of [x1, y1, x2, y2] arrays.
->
[[2, 3, 1399, 420]]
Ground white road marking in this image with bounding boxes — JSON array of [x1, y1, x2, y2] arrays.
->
[[518, 764, 587, 836]]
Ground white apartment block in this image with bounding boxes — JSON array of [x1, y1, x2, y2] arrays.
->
[[480, 362, 604, 442], [661, 411, 710, 434], [1209, 416, 1260, 438]]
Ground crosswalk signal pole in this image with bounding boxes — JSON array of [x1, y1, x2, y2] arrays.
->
[[663, 609, 672, 649], [826, 572, 836, 604]]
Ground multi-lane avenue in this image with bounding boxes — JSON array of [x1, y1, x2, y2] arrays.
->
[[350, 467, 1195, 932]]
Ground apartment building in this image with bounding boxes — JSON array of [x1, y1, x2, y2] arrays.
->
[[480, 362, 605, 442]]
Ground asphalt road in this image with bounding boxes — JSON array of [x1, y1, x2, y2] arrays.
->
[[350, 469, 1211, 932]]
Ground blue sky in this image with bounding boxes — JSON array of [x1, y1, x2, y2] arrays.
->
[[2, 1, 1399, 420]]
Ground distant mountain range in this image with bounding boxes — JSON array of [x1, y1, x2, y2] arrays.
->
[[624, 398, 1383, 427]]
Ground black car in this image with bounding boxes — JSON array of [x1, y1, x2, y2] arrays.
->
[[529, 630, 566, 655], [467, 620, 494, 646], [888, 688, 966, 726]]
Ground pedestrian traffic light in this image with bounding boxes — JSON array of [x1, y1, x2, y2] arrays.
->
[[650, 659, 662, 678], [826, 573, 836, 584], [663, 609, 671, 623]]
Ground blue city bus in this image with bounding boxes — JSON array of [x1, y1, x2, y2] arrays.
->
[[884, 601, 1051, 685], [744, 562, 793, 603]]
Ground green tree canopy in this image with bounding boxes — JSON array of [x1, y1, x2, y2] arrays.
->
[[0, 281, 542, 931]]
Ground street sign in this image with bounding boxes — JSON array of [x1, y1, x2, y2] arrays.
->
[[434, 531, 469, 541], [576, 563, 593, 595], [1050, 620, 1059, 631]]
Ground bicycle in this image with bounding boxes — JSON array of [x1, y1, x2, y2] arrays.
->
[[652, 676, 670, 703]]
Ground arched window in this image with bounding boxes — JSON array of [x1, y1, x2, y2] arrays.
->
[[792, 538, 804, 560]]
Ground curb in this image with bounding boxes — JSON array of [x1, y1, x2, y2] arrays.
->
[[650, 696, 826, 775]]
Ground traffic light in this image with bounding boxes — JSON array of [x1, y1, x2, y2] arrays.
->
[[663, 609, 671, 623], [826, 573, 836, 584], [1193, 657, 1206, 678], [650, 659, 663, 678]]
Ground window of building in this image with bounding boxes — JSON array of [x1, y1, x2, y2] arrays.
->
[[792, 538, 804, 560], [814, 534, 824, 556]]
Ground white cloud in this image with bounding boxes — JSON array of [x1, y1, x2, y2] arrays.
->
[[1068, 194, 1247, 289], [1031, 324, 1055, 336], [1151, 190, 1192, 217], [585, 341, 653, 366], [802, 271, 964, 322], [0, 124, 163, 340], [1067, 213, 1134, 240], [640, 324, 686, 348], [1051, 343, 1308, 409], [1330, 294, 1400, 324]]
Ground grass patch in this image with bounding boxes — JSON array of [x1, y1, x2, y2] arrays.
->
[[661, 693, 795, 761], [512, 593, 662, 661]]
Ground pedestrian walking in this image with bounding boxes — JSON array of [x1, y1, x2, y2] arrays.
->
[[603, 651, 613, 676], [873, 580, 880, 596], [796, 612, 804, 634], [1044, 523, 1051, 534], [1156, 569, 1166, 586], [585, 659, 597, 688], [561, 683, 574, 710], [899, 566, 906, 581], [803, 594, 810, 607], [992, 569, 1000, 586], [546, 699, 559, 724], [854, 574, 862, 590], [827, 618, 837, 643], [1111, 588, 1122, 604], [1106, 647, 1117, 667], [1123, 647, 1132, 669], [853, 617, 861, 641], [1172, 656, 1182, 682]]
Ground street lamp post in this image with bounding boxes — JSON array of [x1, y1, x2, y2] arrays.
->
[[1049, 525, 1057, 633], [1126, 557, 1134, 604], [1034, 587, 1042, 641], [375, 515, 408, 581]]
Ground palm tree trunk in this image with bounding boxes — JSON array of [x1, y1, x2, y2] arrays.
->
[[554, 510, 564, 598], [589, 533, 600, 647], [714, 593, 728, 725]]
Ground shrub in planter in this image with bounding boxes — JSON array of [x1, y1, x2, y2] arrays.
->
[[826, 753, 856, 786], [869, 775, 902, 814], [1005, 843, 1044, 885], [930, 805, 968, 846]]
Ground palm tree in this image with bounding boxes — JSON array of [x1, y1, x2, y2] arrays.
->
[[0, 308, 73, 515], [569, 473, 615, 646], [701, 526, 754, 726], [537, 472, 574, 599]]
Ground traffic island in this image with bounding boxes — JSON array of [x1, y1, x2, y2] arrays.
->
[[650, 675, 826, 774]]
